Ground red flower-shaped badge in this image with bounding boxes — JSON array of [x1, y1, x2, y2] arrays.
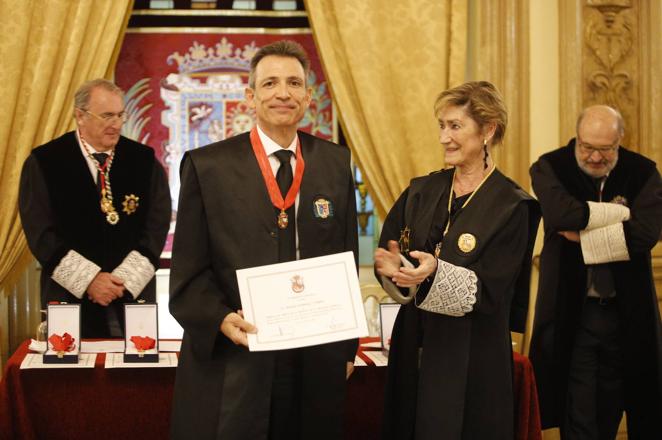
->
[[130, 336, 156, 357], [48, 333, 76, 358]]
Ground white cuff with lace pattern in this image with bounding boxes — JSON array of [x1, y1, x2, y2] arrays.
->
[[111, 251, 155, 299], [51, 250, 101, 298], [416, 260, 478, 316], [585, 201, 630, 231], [580, 222, 630, 264]]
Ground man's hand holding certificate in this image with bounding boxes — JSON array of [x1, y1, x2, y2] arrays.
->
[[235, 251, 368, 351]]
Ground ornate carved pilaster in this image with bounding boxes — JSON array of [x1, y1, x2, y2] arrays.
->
[[583, 0, 638, 149], [559, 0, 662, 158], [638, 1, 662, 165]]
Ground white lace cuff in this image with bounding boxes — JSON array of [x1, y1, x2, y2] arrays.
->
[[416, 260, 478, 316], [380, 254, 417, 304], [580, 222, 630, 264], [111, 251, 155, 299], [51, 250, 101, 298], [585, 201, 630, 231]]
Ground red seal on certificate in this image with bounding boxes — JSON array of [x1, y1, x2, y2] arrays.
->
[[130, 336, 156, 357], [48, 333, 76, 358]]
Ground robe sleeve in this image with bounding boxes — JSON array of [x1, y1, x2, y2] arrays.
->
[[169, 154, 234, 360], [19, 154, 100, 298], [622, 169, 662, 254], [465, 202, 530, 317], [378, 188, 409, 249], [530, 157, 589, 231], [375, 188, 418, 301], [112, 161, 170, 298]]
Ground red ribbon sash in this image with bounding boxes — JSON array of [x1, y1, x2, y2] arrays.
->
[[249, 127, 305, 212]]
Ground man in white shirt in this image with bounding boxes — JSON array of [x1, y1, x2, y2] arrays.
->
[[169, 40, 358, 440]]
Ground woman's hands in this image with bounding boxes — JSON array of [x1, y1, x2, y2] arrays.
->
[[375, 240, 438, 288], [374, 240, 403, 278]]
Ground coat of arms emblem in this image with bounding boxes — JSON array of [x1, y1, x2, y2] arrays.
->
[[290, 275, 305, 293], [313, 197, 333, 219]]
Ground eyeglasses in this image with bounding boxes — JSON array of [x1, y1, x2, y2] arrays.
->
[[577, 140, 619, 156], [80, 109, 127, 123]]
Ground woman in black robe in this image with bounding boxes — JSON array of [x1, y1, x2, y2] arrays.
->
[[375, 81, 540, 440]]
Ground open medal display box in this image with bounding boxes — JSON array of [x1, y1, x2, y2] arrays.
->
[[44, 303, 81, 364], [124, 303, 159, 363], [379, 303, 400, 353]]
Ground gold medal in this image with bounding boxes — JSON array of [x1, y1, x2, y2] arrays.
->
[[457, 233, 476, 253], [122, 194, 139, 215], [106, 211, 119, 225], [100, 196, 113, 213], [277, 210, 289, 229]]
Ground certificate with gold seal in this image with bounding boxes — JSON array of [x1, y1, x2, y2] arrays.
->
[[236, 251, 368, 351]]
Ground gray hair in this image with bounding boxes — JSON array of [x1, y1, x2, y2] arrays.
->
[[74, 79, 123, 111], [248, 40, 310, 89]]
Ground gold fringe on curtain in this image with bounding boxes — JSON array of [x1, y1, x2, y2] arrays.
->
[[305, 0, 468, 219], [0, 0, 134, 294]]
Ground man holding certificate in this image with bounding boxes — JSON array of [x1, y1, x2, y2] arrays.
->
[[169, 40, 359, 440]]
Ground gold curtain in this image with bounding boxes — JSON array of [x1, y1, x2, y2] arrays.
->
[[0, 0, 133, 294], [471, 0, 530, 189], [305, 0, 467, 219]]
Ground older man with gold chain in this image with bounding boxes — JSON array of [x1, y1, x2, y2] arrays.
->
[[19, 79, 171, 338]]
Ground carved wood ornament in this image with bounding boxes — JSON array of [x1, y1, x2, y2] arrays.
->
[[584, 0, 638, 147]]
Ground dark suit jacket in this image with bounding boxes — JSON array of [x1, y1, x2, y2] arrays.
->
[[169, 131, 359, 440]]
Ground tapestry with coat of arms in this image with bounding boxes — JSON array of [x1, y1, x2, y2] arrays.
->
[[115, 31, 336, 254]]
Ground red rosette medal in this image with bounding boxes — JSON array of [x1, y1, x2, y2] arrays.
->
[[130, 336, 156, 358], [48, 333, 76, 358]]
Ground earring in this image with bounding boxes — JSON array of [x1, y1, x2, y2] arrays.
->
[[483, 139, 489, 170]]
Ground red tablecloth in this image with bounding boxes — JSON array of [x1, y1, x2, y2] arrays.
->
[[0, 339, 541, 440], [513, 351, 543, 440], [0, 341, 174, 440], [353, 338, 542, 440]]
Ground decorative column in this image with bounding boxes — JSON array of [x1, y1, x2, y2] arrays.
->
[[584, 0, 638, 148], [560, 0, 662, 161]]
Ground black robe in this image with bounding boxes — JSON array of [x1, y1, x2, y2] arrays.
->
[[18, 131, 170, 338], [528, 139, 662, 433], [379, 168, 540, 440], [168, 131, 358, 440]]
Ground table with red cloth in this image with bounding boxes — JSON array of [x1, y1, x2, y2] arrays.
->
[[352, 338, 543, 440], [0, 339, 541, 440], [0, 341, 174, 440]]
